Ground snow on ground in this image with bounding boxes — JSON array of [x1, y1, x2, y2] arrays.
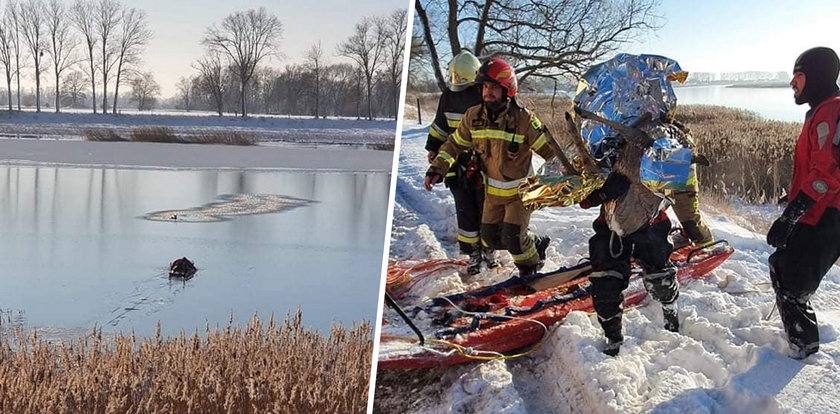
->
[[373, 124, 840, 414], [0, 109, 396, 145]]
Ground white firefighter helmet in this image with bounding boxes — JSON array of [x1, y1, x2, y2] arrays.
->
[[448, 50, 480, 91]]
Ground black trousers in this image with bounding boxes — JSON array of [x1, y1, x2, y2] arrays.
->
[[588, 217, 677, 340], [446, 157, 483, 255], [770, 207, 840, 352]]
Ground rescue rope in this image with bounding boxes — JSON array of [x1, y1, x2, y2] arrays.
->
[[381, 296, 552, 362], [386, 259, 467, 298]]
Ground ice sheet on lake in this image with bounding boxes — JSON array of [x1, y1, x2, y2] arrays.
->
[[144, 194, 314, 222]]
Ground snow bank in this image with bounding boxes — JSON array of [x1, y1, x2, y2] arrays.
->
[[0, 110, 396, 145], [375, 124, 840, 414]]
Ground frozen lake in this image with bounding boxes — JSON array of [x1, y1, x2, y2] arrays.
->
[[0, 166, 390, 338], [675, 84, 807, 122]]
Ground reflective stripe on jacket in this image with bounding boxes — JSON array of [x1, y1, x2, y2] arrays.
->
[[425, 86, 483, 154], [431, 101, 556, 198]]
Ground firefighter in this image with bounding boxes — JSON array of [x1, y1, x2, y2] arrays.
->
[[424, 57, 555, 276], [426, 50, 499, 275], [580, 173, 679, 356], [768, 46, 840, 359], [670, 135, 714, 245]]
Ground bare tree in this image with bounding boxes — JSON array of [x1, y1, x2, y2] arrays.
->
[[382, 10, 406, 119], [306, 41, 324, 119], [19, 0, 47, 112], [61, 70, 87, 107], [338, 16, 387, 121], [175, 76, 193, 111], [193, 51, 226, 116], [416, 0, 661, 90], [129, 71, 158, 111], [112, 6, 150, 113], [70, 0, 98, 113], [202, 7, 282, 117], [7, 0, 23, 110], [45, 0, 79, 113], [95, 0, 121, 113], [0, 10, 15, 111]]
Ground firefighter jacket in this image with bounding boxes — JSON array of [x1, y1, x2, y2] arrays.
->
[[790, 95, 840, 225], [426, 86, 483, 180], [429, 101, 556, 199]]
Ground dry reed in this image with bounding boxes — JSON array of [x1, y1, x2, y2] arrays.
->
[[84, 127, 257, 146], [0, 312, 372, 413]]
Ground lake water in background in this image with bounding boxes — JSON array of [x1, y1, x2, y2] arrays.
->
[[674, 85, 807, 123], [0, 167, 389, 338]]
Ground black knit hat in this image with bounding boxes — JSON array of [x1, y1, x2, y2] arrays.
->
[[793, 47, 840, 106]]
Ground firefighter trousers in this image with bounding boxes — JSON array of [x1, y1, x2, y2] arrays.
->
[[769, 207, 840, 353], [588, 216, 677, 340], [480, 194, 540, 270], [449, 180, 484, 254]]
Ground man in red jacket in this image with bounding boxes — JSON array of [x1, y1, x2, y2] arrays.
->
[[768, 46, 840, 359]]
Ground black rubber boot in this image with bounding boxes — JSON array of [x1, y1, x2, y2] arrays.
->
[[535, 234, 550, 271], [603, 334, 624, 357], [482, 247, 500, 269], [466, 250, 482, 275], [663, 303, 679, 333]]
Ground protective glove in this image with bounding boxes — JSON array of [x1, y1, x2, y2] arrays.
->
[[579, 173, 630, 209], [427, 150, 438, 164], [767, 193, 814, 249], [424, 168, 443, 191]]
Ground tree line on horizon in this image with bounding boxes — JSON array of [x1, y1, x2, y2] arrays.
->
[[177, 8, 406, 120], [0, 0, 152, 113], [0, 1, 407, 119]]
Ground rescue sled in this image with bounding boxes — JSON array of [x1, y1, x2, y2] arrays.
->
[[379, 240, 734, 369]]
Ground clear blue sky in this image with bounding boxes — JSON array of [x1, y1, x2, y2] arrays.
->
[[104, 0, 410, 96], [623, 0, 840, 76]]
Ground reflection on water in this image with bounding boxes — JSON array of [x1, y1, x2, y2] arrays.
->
[[0, 167, 390, 337], [675, 85, 806, 122]]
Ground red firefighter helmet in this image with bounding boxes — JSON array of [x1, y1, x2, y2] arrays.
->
[[476, 57, 518, 98]]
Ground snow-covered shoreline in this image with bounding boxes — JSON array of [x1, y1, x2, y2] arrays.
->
[[0, 139, 394, 172], [0, 110, 397, 145], [373, 124, 840, 414]]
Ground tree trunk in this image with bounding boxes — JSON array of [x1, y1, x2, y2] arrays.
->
[[366, 73, 373, 120], [88, 45, 97, 113], [34, 62, 40, 112], [392, 74, 398, 120], [240, 78, 247, 117], [101, 73, 108, 114], [473, 0, 494, 54], [6, 76, 11, 111], [415, 0, 446, 92], [447, 0, 460, 55], [101, 44, 108, 114], [54, 72, 60, 113], [112, 61, 122, 114], [15, 58, 20, 111]]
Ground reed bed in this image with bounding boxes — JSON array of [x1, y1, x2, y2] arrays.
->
[[84, 127, 256, 146], [0, 312, 372, 413], [410, 93, 803, 203]]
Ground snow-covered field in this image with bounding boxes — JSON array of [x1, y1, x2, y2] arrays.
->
[[373, 124, 840, 414], [0, 109, 396, 145]]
